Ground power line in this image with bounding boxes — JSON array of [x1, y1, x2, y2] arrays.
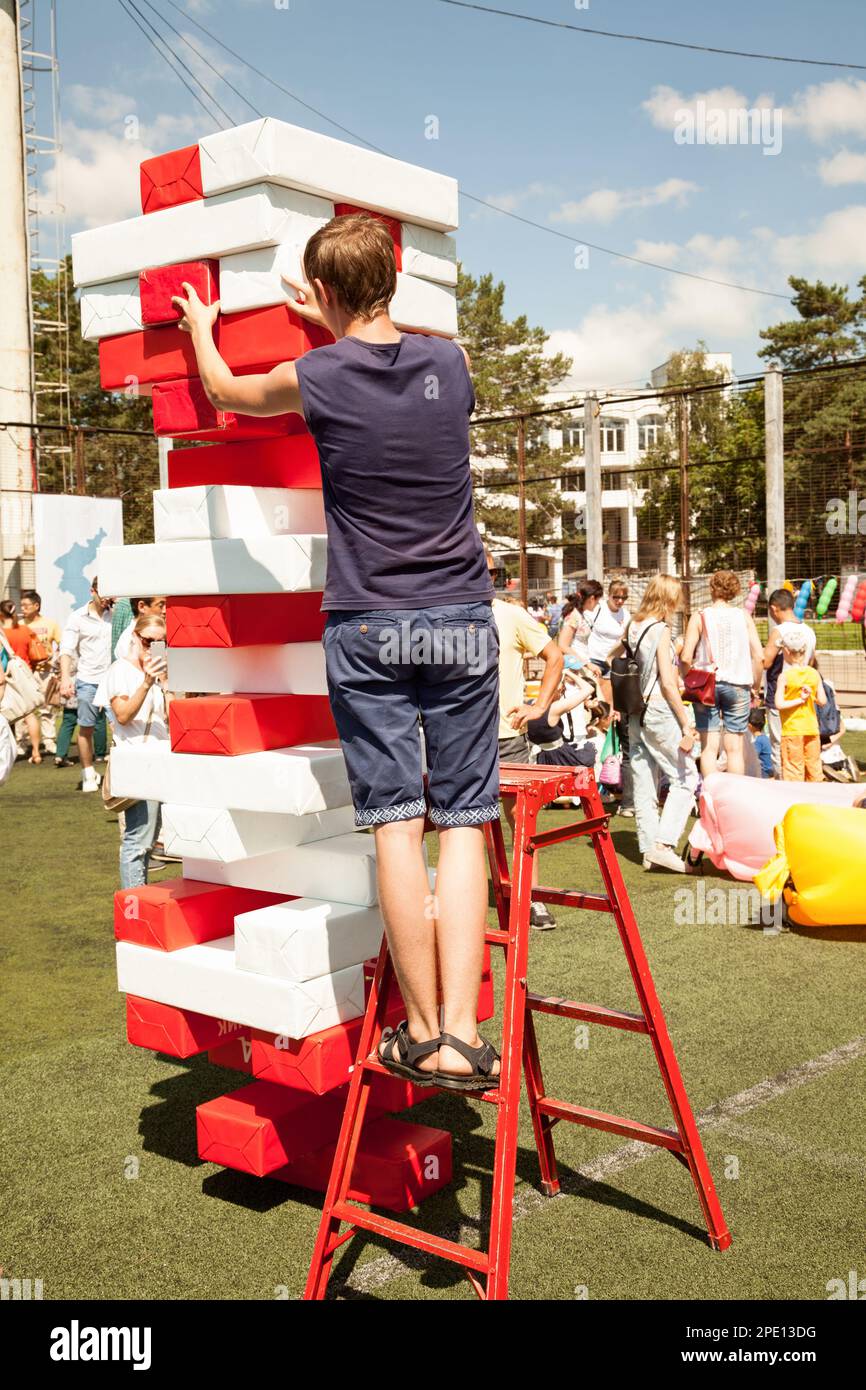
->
[[432, 0, 866, 71], [136, 0, 262, 121], [115, 0, 230, 130], [157, 0, 792, 302]]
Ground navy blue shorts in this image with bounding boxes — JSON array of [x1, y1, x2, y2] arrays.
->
[[323, 602, 501, 828]]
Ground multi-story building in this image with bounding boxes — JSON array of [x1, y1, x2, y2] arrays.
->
[[476, 352, 734, 599]]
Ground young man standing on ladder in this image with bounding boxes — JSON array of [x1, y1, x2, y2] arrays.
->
[[175, 213, 503, 1091]]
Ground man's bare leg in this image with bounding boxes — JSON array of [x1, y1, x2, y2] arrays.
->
[[435, 825, 499, 1078], [373, 817, 439, 1074], [78, 726, 95, 771]]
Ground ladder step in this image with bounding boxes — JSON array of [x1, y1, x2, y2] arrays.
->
[[528, 995, 649, 1033], [331, 1202, 490, 1275], [496, 882, 613, 913], [528, 815, 609, 850], [535, 1099, 684, 1152]]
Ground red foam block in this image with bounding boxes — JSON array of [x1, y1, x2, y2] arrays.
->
[[334, 202, 403, 270], [99, 304, 332, 391], [250, 1001, 403, 1096], [276, 1116, 452, 1212], [208, 1035, 253, 1073], [152, 378, 296, 441], [196, 1080, 349, 1176], [114, 879, 291, 951], [140, 260, 218, 326], [140, 143, 203, 215], [126, 995, 243, 1058], [169, 694, 337, 755], [167, 435, 319, 489], [166, 593, 326, 648]]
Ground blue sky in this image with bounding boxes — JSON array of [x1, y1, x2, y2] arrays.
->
[[45, 0, 866, 386]]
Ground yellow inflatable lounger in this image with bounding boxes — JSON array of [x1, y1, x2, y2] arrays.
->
[[754, 803, 866, 928]]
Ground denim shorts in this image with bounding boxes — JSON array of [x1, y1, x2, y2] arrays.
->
[[323, 603, 501, 828], [75, 679, 105, 729], [692, 681, 751, 734]]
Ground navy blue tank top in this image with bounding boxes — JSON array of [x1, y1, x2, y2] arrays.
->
[[295, 332, 493, 611]]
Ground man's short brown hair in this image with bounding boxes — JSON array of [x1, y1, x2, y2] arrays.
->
[[303, 213, 397, 321]]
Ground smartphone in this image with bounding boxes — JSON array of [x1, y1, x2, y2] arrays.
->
[[148, 639, 166, 664]]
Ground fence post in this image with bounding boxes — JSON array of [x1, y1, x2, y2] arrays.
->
[[516, 415, 528, 607], [583, 394, 603, 579], [764, 368, 785, 594]]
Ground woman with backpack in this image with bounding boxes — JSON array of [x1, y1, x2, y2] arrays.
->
[[609, 575, 698, 873]]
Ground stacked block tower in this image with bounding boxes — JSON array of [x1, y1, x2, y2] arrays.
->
[[72, 119, 494, 1211]]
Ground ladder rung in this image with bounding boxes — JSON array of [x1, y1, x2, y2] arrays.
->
[[359, 1056, 501, 1101], [331, 1202, 490, 1275], [528, 995, 649, 1033], [535, 1099, 683, 1152], [497, 882, 613, 913], [528, 815, 609, 850]]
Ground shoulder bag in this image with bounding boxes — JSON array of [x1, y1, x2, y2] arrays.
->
[[0, 630, 43, 722], [682, 611, 717, 706]]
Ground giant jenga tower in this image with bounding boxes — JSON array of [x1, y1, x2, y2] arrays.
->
[[72, 119, 494, 1211]]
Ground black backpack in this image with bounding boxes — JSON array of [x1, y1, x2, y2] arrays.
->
[[817, 679, 841, 741], [610, 621, 663, 721]]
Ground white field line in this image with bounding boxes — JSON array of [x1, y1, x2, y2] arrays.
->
[[333, 1035, 866, 1296]]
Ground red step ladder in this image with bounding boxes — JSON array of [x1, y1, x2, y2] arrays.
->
[[304, 764, 731, 1300]]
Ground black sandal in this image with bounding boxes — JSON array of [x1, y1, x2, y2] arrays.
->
[[377, 1021, 440, 1086], [435, 1032, 501, 1092]]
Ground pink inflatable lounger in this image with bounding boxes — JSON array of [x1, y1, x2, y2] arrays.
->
[[688, 772, 863, 881]]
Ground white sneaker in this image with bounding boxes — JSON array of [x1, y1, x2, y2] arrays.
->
[[81, 769, 101, 793], [643, 845, 685, 874]]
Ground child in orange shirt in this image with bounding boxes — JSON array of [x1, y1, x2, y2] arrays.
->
[[774, 632, 826, 781]]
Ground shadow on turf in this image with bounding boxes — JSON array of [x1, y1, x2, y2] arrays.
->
[[140, 1064, 710, 1297]]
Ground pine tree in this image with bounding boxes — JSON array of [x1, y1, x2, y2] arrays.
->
[[458, 268, 572, 575], [32, 256, 158, 543]]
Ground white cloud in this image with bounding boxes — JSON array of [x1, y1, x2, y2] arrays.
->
[[642, 85, 776, 132], [550, 177, 698, 226], [632, 240, 680, 265], [766, 204, 866, 275], [42, 106, 206, 229], [785, 80, 866, 142], [477, 182, 558, 215], [818, 148, 866, 185]]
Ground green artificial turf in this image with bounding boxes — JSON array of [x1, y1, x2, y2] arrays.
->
[[1, 741, 865, 1301]]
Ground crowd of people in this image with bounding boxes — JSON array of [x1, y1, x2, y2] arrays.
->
[[0, 582, 170, 888], [0, 567, 851, 909], [498, 568, 851, 906]]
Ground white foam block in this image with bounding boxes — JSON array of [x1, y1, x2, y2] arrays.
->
[[96, 535, 327, 598], [390, 275, 457, 337], [166, 642, 325, 696], [110, 742, 349, 815], [184, 832, 379, 907], [80, 278, 141, 340], [401, 224, 458, 286], [153, 486, 325, 542], [235, 899, 384, 983], [161, 803, 356, 861], [116, 937, 364, 1038], [72, 184, 334, 287], [218, 251, 456, 334], [198, 118, 458, 232]]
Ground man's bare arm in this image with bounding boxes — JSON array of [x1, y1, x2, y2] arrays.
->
[[172, 282, 304, 418]]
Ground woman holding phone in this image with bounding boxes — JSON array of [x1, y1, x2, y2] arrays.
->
[[104, 614, 170, 888]]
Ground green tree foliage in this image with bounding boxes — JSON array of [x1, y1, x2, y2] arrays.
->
[[760, 276, 866, 579], [636, 346, 765, 573], [32, 256, 158, 543], [458, 268, 572, 567]]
